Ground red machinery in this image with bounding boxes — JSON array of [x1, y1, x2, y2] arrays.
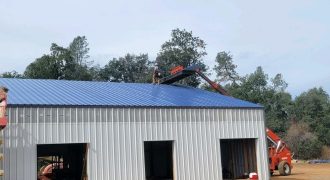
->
[[0, 87, 8, 177], [159, 65, 293, 176], [0, 87, 8, 130], [160, 65, 229, 96], [267, 128, 292, 175]]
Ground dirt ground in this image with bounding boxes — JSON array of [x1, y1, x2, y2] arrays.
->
[[271, 163, 330, 180]]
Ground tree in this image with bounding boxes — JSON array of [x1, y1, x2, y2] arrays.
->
[[24, 37, 94, 81], [210, 52, 330, 157], [225, 67, 292, 133], [294, 88, 329, 122], [25, 43, 71, 79], [213, 51, 239, 84], [271, 74, 288, 92], [69, 36, 91, 66], [285, 122, 322, 159], [227, 66, 268, 103], [66, 36, 94, 80], [293, 87, 330, 145], [1, 71, 24, 78], [88, 64, 102, 81], [99, 54, 152, 83], [156, 28, 207, 87]]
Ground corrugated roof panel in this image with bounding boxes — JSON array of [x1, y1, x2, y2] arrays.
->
[[0, 78, 262, 108]]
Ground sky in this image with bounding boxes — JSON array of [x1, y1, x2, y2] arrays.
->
[[0, 0, 329, 97]]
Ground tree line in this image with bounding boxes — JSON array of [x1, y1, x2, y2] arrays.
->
[[1, 29, 330, 160]]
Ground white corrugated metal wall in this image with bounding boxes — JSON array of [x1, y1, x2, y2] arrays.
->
[[3, 107, 269, 180]]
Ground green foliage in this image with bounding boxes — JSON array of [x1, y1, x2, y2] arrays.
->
[[236, 69, 290, 132], [285, 122, 323, 159], [213, 52, 330, 157], [156, 28, 207, 87], [220, 65, 292, 133], [24, 37, 94, 81], [100, 54, 152, 83], [271, 74, 288, 92], [1, 71, 24, 78], [294, 88, 329, 121], [88, 65, 102, 81], [293, 88, 330, 145], [296, 134, 323, 160], [213, 51, 239, 84], [24, 54, 63, 79], [69, 36, 91, 66], [227, 66, 268, 103]]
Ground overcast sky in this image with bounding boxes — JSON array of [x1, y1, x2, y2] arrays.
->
[[1, 0, 329, 96]]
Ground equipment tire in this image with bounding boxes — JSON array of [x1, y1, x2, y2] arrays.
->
[[279, 161, 291, 176]]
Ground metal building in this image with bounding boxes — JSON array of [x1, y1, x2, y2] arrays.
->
[[0, 78, 269, 180]]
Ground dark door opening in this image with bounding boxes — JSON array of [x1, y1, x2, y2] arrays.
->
[[37, 143, 88, 180], [220, 139, 257, 179], [144, 141, 173, 180]]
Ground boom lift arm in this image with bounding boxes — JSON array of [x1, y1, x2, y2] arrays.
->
[[159, 65, 229, 96]]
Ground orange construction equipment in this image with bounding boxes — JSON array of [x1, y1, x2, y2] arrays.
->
[[160, 65, 229, 96], [38, 163, 64, 180], [0, 87, 8, 130], [160, 65, 293, 176], [170, 65, 184, 75], [0, 87, 8, 177], [267, 128, 293, 175]]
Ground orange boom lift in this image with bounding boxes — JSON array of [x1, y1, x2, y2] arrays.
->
[[267, 128, 293, 175]]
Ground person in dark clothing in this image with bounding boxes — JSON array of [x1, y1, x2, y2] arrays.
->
[[152, 63, 162, 84], [0, 86, 8, 103]]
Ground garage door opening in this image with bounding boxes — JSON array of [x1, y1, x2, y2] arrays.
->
[[37, 143, 88, 180], [144, 141, 173, 180], [220, 139, 257, 179]]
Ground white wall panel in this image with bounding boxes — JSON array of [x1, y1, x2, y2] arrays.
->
[[3, 107, 269, 180]]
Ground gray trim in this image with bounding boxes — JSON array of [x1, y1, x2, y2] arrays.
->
[[7, 107, 265, 123]]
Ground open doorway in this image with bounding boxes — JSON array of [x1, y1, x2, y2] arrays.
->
[[144, 141, 173, 180], [220, 138, 257, 179], [37, 143, 88, 180]]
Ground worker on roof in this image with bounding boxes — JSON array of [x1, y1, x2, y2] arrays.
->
[[152, 62, 162, 84], [0, 86, 8, 101]]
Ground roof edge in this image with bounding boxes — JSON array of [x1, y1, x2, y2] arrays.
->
[[7, 104, 264, 109]]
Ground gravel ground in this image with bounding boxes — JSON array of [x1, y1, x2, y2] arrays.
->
[[271, 163, 330, 180]]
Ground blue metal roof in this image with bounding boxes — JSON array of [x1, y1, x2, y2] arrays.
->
[[0, 78, 262, 108]]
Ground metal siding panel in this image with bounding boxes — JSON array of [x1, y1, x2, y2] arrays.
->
[[196, 109, 204, 180], [207, 109, 215, 180], [3, 107, 269, 180], [258, 110, 270, 180], [210, 109, 220, 180]]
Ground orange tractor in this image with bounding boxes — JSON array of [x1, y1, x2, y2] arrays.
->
[[159, 65, 293, 176], [267, 128, 293, 176]]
